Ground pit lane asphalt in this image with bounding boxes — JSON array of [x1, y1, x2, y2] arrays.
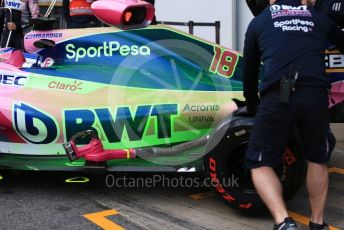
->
[[0, 126, 343, 230]]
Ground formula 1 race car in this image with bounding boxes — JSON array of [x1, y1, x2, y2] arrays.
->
[[0, 0, 343, 211]]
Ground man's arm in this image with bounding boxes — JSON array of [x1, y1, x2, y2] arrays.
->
[[328, 22, 344, 52], [243, 21, 261, 112], [315, 0, 344, 27], [326, 0, 344, 27]]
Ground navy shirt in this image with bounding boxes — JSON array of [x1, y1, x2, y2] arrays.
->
[[243, 0, 344, 109]]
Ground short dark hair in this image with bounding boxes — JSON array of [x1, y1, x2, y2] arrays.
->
[[246, 0, 270, 16]]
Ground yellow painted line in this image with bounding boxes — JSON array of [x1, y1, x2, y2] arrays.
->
[[288, 211, 340, 230], [326, 69, 344, 73], [65, 177, 90, 183], [65, 162, 84, 167], [328, 167, 344, 175], [189, 192, 213, 200], [83, 209, 125, 230], [325, 50, 342, 54], [287, 167, 344, 230], [288, 211, 309, 225]]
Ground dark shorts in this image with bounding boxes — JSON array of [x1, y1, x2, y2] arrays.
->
[[245, 87, 334, 169]]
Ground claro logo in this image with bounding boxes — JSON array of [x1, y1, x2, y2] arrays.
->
[[65, 42, 151, 62]]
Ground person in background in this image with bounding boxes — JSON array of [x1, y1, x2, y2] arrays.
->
[[21, 0, 40, 34], [0, 0, 39, 48], [313, 0, 344, 27], [63, 0, 70, 28], [144, 0, 157, 25], [0, 0, 4, 42], [64, 0, 99, 28]]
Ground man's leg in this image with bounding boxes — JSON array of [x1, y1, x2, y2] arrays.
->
[[245, 90, 294, 226], [252, 166, 289, 224], [307, 162, 328, 225], [296, 87, 331, 227]]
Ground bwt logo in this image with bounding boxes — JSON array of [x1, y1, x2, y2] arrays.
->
[[270, 4, 308, 12], [5, 1, 21, 8], [12, 103, 178, 145], [64, 104, 178, 144], [13, 103, 59, 144]]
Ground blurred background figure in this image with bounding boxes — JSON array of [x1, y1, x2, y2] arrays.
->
[[0, 0, 39, 49], [0, 0, 4, 42], [312, 0, 344, 28], [21, 0, 40, 34], [63, 0, 99, 28], [144, 0, 157, 25]]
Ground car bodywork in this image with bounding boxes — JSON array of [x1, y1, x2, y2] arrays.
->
[[0, 2, 343, 172], [0, 25, 241, 171]]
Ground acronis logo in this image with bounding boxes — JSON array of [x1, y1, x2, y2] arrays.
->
[[13, 103, 59, 144]]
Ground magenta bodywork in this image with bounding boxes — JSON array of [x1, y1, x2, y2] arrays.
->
[[330, 81, 344, 108], [91, 0, 155, 29]]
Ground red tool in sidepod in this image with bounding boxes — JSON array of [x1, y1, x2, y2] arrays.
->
[[63, 130, 136, 162]]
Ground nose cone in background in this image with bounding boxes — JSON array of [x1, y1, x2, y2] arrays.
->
[[91, 0, 155, 29]]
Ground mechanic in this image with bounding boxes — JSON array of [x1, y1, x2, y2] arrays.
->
[[63, 0, 99, 28], [247, 0, 344, 27], [0, 0, 39, 49], [237, 0, 344, 229]]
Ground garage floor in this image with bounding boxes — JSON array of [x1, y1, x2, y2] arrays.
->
[[0, 125, 343, 230]]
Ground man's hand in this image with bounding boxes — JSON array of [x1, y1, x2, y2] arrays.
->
[[234, 106, 256, 117], [7, 22, 16, 31]]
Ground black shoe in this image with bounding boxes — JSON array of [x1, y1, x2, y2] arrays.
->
[[273, 217, 298, 230], [309, 222, 329, 230]]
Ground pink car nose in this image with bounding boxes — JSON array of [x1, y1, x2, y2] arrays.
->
[[330, 81, 344, 108], [91, 0, 155, 29]]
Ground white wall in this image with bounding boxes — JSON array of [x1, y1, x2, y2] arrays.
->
[[41, 0, 253, 51], [155, 0, 236, 49], [237, 0, 254, 51]]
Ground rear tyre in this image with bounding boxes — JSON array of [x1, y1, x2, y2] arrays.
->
[[204, 116, 305, 212]]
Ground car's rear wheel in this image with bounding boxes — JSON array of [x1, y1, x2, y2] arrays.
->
[[204, 116, 305, 212]]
